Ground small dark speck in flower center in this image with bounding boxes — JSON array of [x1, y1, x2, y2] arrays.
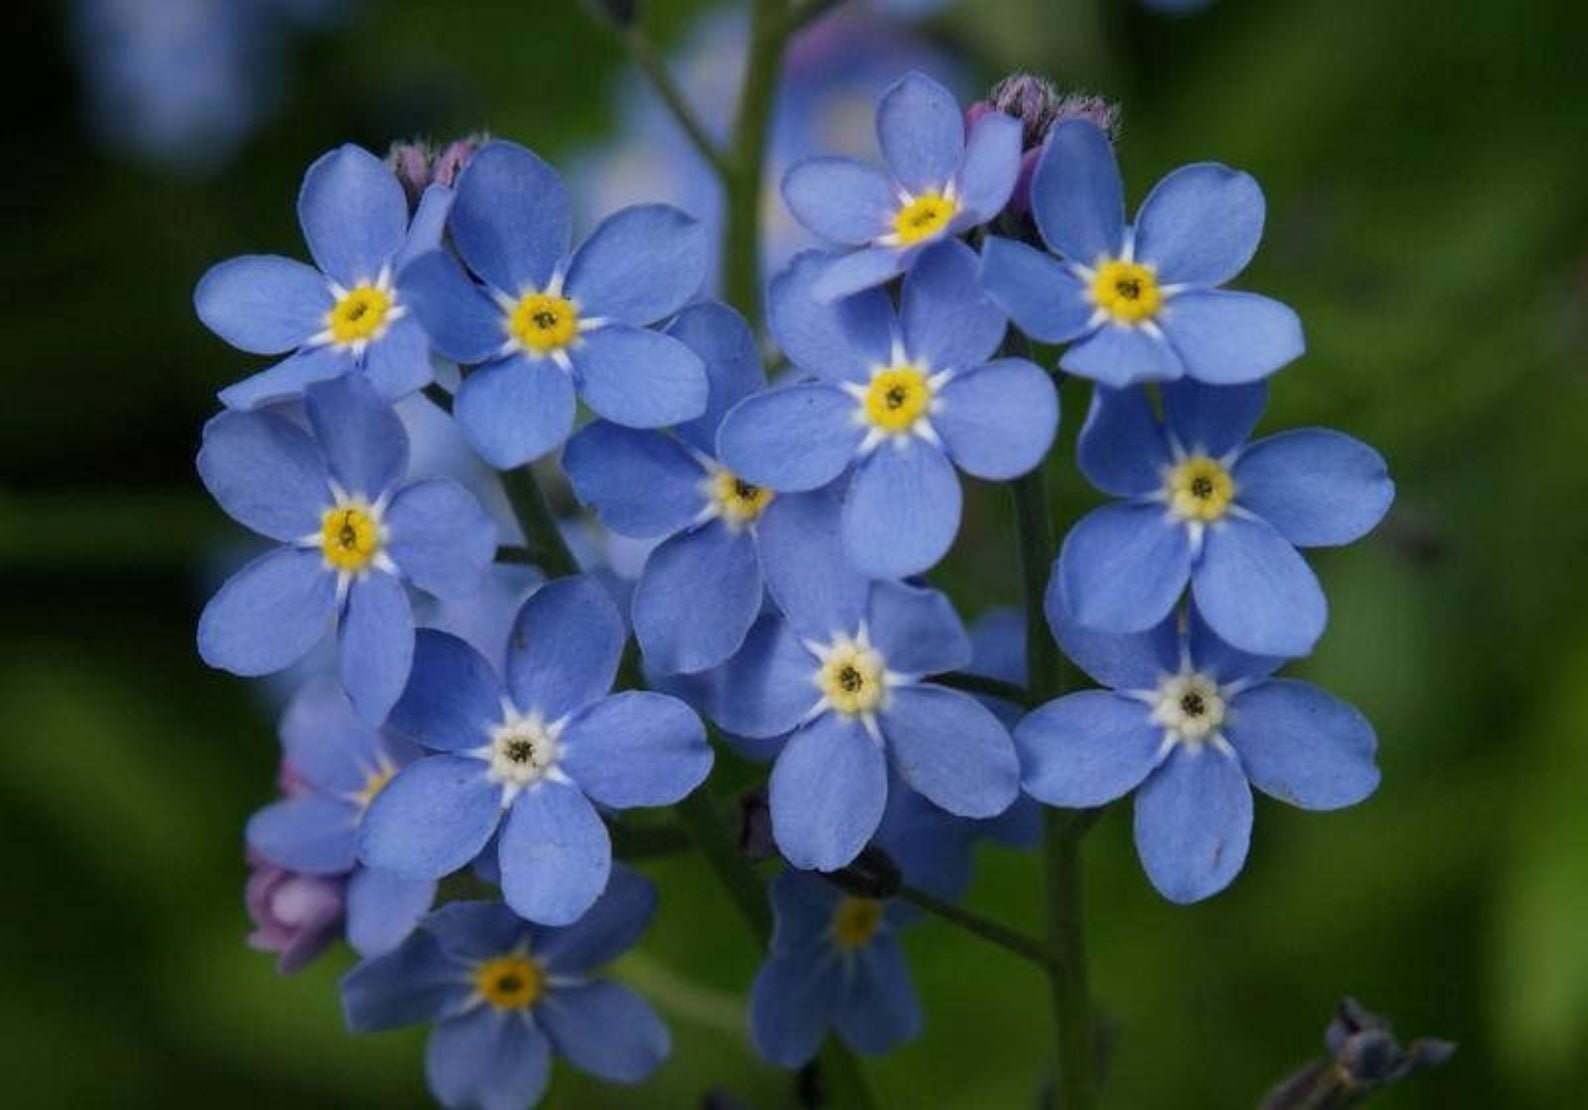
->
[[495, 973, 523, 993], [838, 665, 864, 693], [337, 513, 359, 549], [1114, 278, 1142, 300], [885, 386, 909, 409], [734, 479, 760, 500], [505, 739, 535, 763], [1190, 475, 1215, 499], [1180, 692, 1207, 717], [346, 301, 369, 321], [532, 309, 560, 330]]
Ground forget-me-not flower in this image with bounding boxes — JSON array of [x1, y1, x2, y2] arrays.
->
[[358, 576, 713, 925], [980, 119, 1303, 386]]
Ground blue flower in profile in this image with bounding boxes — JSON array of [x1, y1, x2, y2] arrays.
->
[[980, 119, 1303, 387], [718, 240, 1058, 578], [246, 677, 435, 958], [1016, 603, 1380, 903], [195, 145, 452, 409], [782, 71, 1022, 301], [400, 141, 710, 467], [749, 870, 922, 1066], [358, 577, 713, 925], [1056, 380, 1393, 657], [197, 374, 496, 722], [342, 869, 668, 1110], [708, 495, 1019, 870]]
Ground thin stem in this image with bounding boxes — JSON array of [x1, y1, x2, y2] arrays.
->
[[609, 818, 694, 862], [422, 382, 453, 413], [673, 791, 773, 945], [618, 26, 731, 179], [719, 0, 782, 323], [933, 670, 1032, 708], [499, 465, 579, 578], [897, 885, 1052, 971]]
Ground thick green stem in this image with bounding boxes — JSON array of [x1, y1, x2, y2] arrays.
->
[[720, 0, 784, 323], [897, 885, 1052, 970], [499, 465, 578, 579]]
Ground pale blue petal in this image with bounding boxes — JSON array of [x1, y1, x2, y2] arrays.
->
[[1031, 120, 1125, 265], [865, 581, 970, 676], [670, 302, 765, 454], [392, 182, 455, 272], [198, 547, 335, 675], [362, 315, 433, 400], [1076, 386, 1171, 498], [1187, 605, 1286, 685], [633, 523, 762, 673], [425, 1008, 551, 1110], [218, 344, 348, 410], [1161, 378, 1268, 457], [305, 374, 409, 498], [346, 868, 436, 957], [358, 755, 503, 879], [246, 795, 357, 874], [1060, 324, 1184, 387], [278, 676, 377, 793], [716, 383, 862, 492], [506, 577, 625, 720], [535, 866, 657, 974], [750, 951, 843, 1067], [399, 251, 506, 364], [842, 440, 961, 578], [195, 254, 330, 355], [1193, 515, 1326, 657], [563, 422, 705, 539], [1160, 291, 1304, 384], [882, 685, 1019, 818], [934, 358, 1058, 480], [338, 571, 414, 724], [1233, 430, 1394, 547], [1133, 163, 1265, 287], [768, 252, 895, 383], [900, 239, 1006, 372], [709, 615, 820, 739], [455, 356, 576, 467], [955, 110, 1023, 219], [384, 479, 497, 599], [450, 141, 569, 295], [979, 236, 1094, 344], [782, 158, 895, 245], [877, 72, 964, 193], [197, 410, 329, 541], [540, 982, 669, 1083], [1016, 691, 1165, 806], [559, 691, 711, 807], [1225, 680, 1379, 809], [1046, 591, 1180, 691], [767, 870, 844, 955], [1057, 503, 1191, 633], [756, 491, 868, 642], [1133, 745, 1252, 903], [811, 247, 907, 302], [499, 781, 611, 926], [572, 325, 707, 428], [770, 715, 887, 871], [298, 144, 408, 286], [834, 938, 923, 1055], [390, 630, 506, 753], [565, 204, 705, 324]]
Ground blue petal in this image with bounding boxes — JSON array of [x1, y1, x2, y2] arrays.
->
[[1060, 324, 1184, 387], [455, 356, 576, 467], [565, 204, 705, 324], [341, 931, 462, 1032], [1225, 680, 1379, 809], [842, 440, 962, 578], [865, 581, 971, 676], [716, 383, 862, 492], [197, 410, 329, 541], [1133, 744, 1252, 903], [1187, 605, 1286, 685], [1160, 291, 1304, 384], [1016, 691, 1165, 806], [771, 714, 887, 871], [246, 795, 358, 874], [882, 685, 1019, 818], [709, 615, 820, 739], [1031, 120, 1125, 265], [390, 630, 506, 752], [670, 302, 765, 454], [1161, 378, 1269, 457], [955, 110, 1023, 219], [425, 901, 532, 962], [900, 239, 1006, 372], [449, 141, 569, 295], [535, 865, 657, 974], [934, 358, 1059, 481], [399, 251, 507, 364], [392, 182, 455, 272], [967, 607, 1027, 686], [1233, 430, 1394, 547], [750, 951, 843, 1067], [506, 577, 625, 720], [1192, 515, 1326, 657], [1133, 163, 1265, 287], [1046, 591, 1180, 691], [198, 546, 335, 675], [633, 523, 762, 673], [425, 1008, 551, 1110], [875, 786, 977, 902], [559, 691, 711, 807], [563, 423, 705, 538], [811, 246, 907, 302], [540, 982, 670, 1083], [1076, 386, 1172, 498], [876, 72, 964, 193], [339, 571, 415, 724], [297, 145, 408, 286], [756, 491, 869, 642], [345, 867, 436, 958], [782, 158, 896, 244], [218, 344, 348, 410], [278, 676, 379, 793], [362, 315, 433, 400], [768, 252, 896, 383], [572, 326, 708, 428], [834, 937, 923, 1056], [305, 374, 409, 498], [195, 255, 330, 355], [979, 236, 1095, 344], [358, 755, 503, 879], [499, 781, 611, 926], [767, 870, 844, 954], [384, 479, 497, 599], [1057, 503, 1191, 633]]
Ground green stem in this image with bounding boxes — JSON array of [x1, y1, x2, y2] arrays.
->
[[673, 790, 773, 945], [499, 465, 579, 578], [933, 670, 1032, 708], [618, 26, 731, 178], [897, 885, 1052, 971], [720, 0, 783, 322]]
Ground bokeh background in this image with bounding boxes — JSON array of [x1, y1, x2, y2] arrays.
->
[[6, 0, 1587, 1105]]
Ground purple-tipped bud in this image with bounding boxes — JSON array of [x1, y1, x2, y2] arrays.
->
[[1052, 93, 1121, 142], [386, 139, 435, 209], [988, 72, 1064, 148], [432, 135, 486, 189], [245, 854, 345, 974], [1260, 998, 1455, 1109], [736, 787, 776, 863], [975, 75, 1122, 218]]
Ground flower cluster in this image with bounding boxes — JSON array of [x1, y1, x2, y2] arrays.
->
[[195, 61, 1391, 1108]]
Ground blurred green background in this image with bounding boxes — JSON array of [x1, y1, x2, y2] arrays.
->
[[5, 0, 1587, 1105]]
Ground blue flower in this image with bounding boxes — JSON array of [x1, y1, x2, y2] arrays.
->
[[1056, 380, 1393, 658], [980, 119, 1304, 387], [357, 576, 713, 925], [342, 869, 669, 1109], [782, 71, 1023, 301], [718, 240, 1058, 578], [195, 145, 452, 408], [749, 870, 922, 1066], [707, 495, 1019, 870], [246, 677, 436, 957], [1016, 603, 1381, 903], [400, 140, 710, 467], [197, 374, 497, 722]]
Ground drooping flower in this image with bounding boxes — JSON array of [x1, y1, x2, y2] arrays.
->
[[980, 118, 1304, 387], [399, 140, 710, 467], [1055, 379, 1394, 657], [718, 240, 1058, 578], [245, 678, 436, 958], [707, 494, 1019, 870], [781, 71, 1022, 301], [342, 869, 669, 1110], [1015, 602, 1380, 903], [195, 144, 453, 408], [358, 576, 713, 925], [196, 374, 497, 722]]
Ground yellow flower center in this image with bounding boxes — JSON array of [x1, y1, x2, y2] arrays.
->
[[354, 764, 395, 809], [473, 954, 543, 1011], [319, 503, 382, 572], [1166, 456, 1236, 522], [891, 192, 958, 247], [508, 293, 580, 354], [832, 897, 884, 951], [862, 365, 932, 434], [1089, 259, 1162, 325], [709, 470, 774, 529], [816, 639, 887, 717], [326, 285, 393, 345], [1151, 674, 1227, 745]]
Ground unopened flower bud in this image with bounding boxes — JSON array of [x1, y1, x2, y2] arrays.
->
[[989, 72, 1064, 148], [825, 843, 901, 899], [1260, 998, 1455, 1109], [386, 139, 435, 209], [736, 787, 776, 862], [245, 854, 345, 974], [432, 134, 486, 189]]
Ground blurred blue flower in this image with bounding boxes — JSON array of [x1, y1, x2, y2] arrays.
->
[[783, 71, 1022, 301], [342, 869, 668, 1109], [196, 375, 497, 722], [1016, 603, 1380, 903], [1056, 380, 1394, 657], [358, 577, 713, 925], [400, 141, 709, 467], [195, 145, 452, 408], [981, 119, 1303, 387], [718, 240, 1057, 578]]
